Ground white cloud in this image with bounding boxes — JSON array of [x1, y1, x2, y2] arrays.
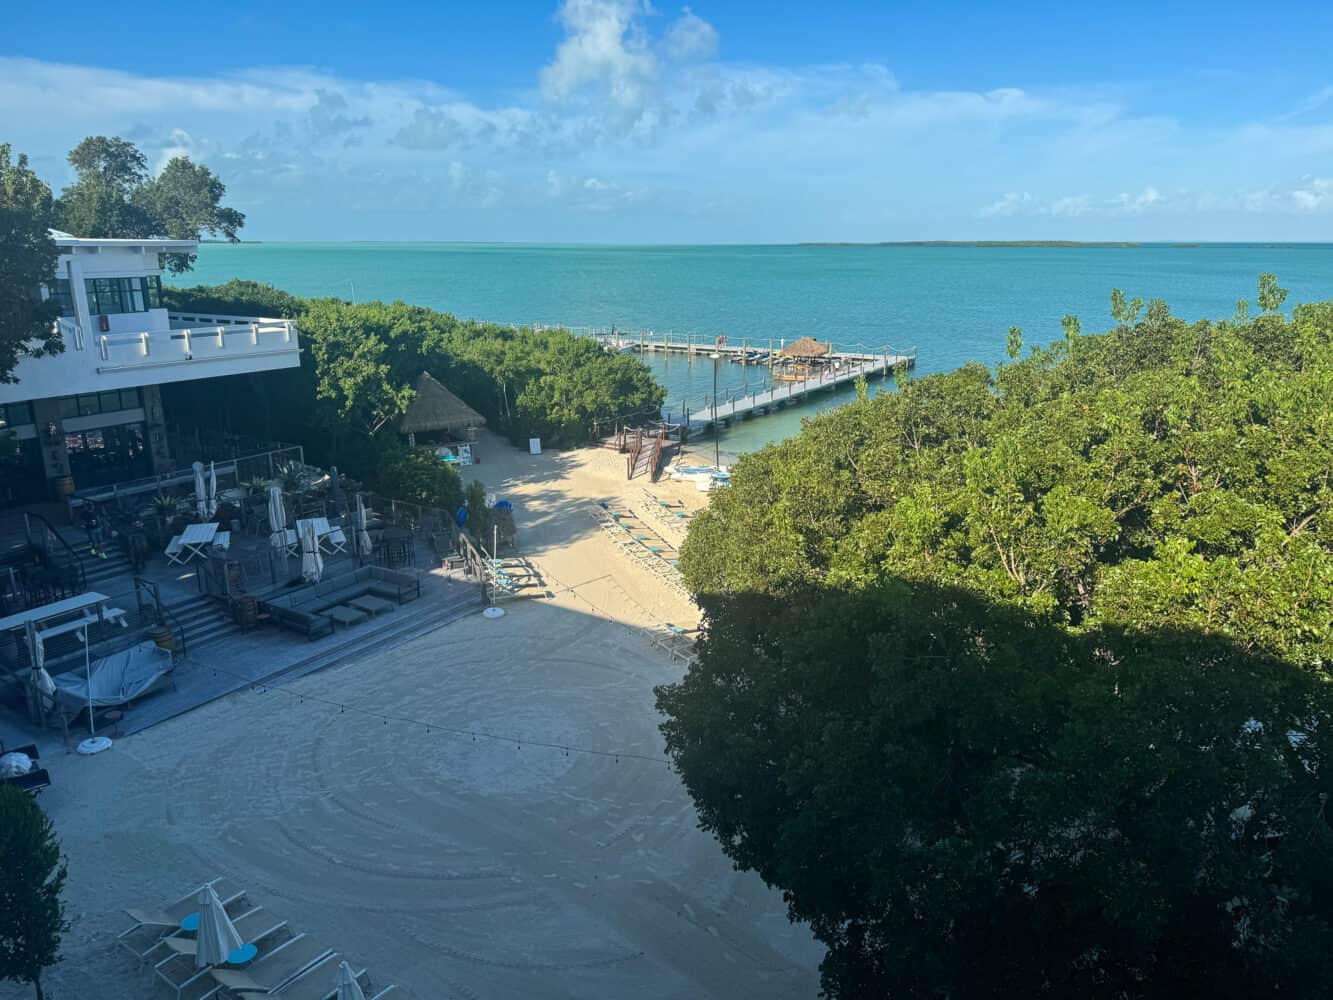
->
[[979, 192, 1035, 218], [1110, 187, 1163, 215], [663, 7, 719, 63], [540, 0, 658, 114], [3, 4, 1331, 241]]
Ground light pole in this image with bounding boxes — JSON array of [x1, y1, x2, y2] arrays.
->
[[711, 335, 726, 470]]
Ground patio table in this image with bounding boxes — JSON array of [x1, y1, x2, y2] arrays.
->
[[178, 522, 220, 563]]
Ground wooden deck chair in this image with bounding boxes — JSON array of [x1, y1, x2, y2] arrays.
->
[[207, 933, 333, 996], [118, 877, 245, 960]]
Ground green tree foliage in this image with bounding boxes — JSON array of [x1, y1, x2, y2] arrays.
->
[[0, 785, 69, 999], [0, 145, 62, 383], [1005, 324, 1023, 360], [657, 583, 1333, 999], [682, 279, 1333, 669], [159, 286, 665, 485], [372, 446, 464, 514], [55, 136, 244, 271]]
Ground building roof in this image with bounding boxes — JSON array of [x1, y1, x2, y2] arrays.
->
[[779, 336, 831, 358], [49, 229, 198, 252], [398, 372, 486, 435]]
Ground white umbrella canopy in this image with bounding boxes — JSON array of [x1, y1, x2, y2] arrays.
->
[[193, 462, 207, 521], [334, 960, 367, 1000], [207, 461, 219, 518], [31, 664, 56, 698], [355, 495, 373, 557], [300, 518, 323, 583], [194, 884, 243, 969], [267, 486, 288, 548]]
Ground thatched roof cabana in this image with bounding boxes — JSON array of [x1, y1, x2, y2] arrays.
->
[[399, 372, 486, 437], [778, 336, 831, 358]]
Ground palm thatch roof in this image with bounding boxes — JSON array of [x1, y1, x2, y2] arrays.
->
[[778, 336, 831, 358], [399, 372, 486, 435]]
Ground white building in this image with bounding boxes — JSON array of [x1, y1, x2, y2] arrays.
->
[[0, 231, 299, 503]]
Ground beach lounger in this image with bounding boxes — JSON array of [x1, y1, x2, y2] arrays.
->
[[207, 933, 334, 996], [258, 954, 368, 1000], [118, 877, 245, 960], [3, 768, 50, 795], [154, 906, 289, 997], [164, 535, 186, 565]]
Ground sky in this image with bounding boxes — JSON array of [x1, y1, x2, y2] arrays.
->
[[3, 0, 1332, 243]]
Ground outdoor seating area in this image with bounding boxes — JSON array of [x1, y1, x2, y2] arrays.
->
[[258, 565, 422, 640], [118, 876, 397, 999], [591, 502, 689, 599]]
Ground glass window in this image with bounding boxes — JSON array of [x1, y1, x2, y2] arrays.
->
[[84, 276, 155, 315], [58, 396, 79, 420], [119, 388, 141, 410], [0, 402, 34, 428], [145, 275, 163, 308], [77, 394, 100, 417], [64, 432, 84, 453], [84, 429, 104, 451], [98, 391, 123, 412], [47, 278, 75, 316]]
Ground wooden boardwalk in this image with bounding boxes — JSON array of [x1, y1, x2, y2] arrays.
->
[[586, 331, 913, 431], [676, 354, 910, 431], [510, 324, 916, 432]]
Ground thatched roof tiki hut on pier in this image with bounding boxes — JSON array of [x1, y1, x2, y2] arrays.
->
[[775, 337, 833, 381], [399, 372, 486, 446]]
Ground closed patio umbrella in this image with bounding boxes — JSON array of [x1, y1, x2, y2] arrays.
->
[[334, 960, 367, 1000], [194, 883, 243, 969], [355, 494, 372, 557], [31, 633, 56, 699], [267, 486, 287, 549], [207, 461, 219, 518], [300, 518, 323, 583], [193, 461, 207, 521]]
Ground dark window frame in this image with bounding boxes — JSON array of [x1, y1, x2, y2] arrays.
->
[[85, 276, 158, 316]]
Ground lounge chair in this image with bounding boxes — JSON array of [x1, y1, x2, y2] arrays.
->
[[207, 933, 333, 995], [257, 954, 369, 1000], [3, 768, 50, 795], [153, 906, 289, 998], [118, 877, 245, 960], [212, 531, 231, 551]]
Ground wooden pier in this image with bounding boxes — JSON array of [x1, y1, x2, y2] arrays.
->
[[586, 330, 914, 432], [505, 323, 916, 433]]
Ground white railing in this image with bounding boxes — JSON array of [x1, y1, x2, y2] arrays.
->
[[56, 316, 85, 351], [95, 316, 297, 368]]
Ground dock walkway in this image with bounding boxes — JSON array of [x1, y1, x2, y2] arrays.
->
[[588, 330, 913, 431]]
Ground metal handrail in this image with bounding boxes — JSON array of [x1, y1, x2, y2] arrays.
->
[[24, 512, 87, 594]]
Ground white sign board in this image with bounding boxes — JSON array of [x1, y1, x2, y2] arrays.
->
[[529, 438, 542, 455]]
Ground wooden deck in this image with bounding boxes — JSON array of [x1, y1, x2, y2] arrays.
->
[[587, 329, 914, 431]]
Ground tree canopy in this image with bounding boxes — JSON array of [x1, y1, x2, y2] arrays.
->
[[55, 136, 244, 272], [681, 280, 1333, 669], [664, 279, 1333, 997], [657, 583, 1333, 998], [0, 784, 69, 1000], [160, 281, 666, 472], [0, 144, 62, 383]]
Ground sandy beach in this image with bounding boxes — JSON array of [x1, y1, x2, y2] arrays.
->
[[2, 435, 821, 1000]]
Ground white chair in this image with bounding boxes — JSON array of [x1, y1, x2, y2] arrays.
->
[[164, 535, 186, 565], [212, 531, 231, 552]]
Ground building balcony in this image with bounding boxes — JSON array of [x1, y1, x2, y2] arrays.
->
[[0, 313, 301, 405]]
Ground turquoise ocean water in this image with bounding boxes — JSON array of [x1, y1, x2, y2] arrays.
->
[[181, 243, 1332, 460]]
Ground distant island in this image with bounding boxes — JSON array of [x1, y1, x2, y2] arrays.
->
[[800, 240, 1143, 248]]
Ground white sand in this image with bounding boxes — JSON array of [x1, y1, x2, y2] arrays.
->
[[10, 437, 822, 999]]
